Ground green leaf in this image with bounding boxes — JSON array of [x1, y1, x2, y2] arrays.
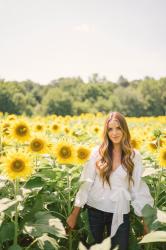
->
[[8, 244, 22, 250], [141, 204, 157, 229], [23, 211, 66, 238], [0, 198, 17, 213], [38, 168, 57, 180], [142, 205, 166, 231], [25, 176, 45, 189], [139, 231, 166, 243], [0, 213, 5, 227], [0, 222, 15, 243], [36, 234, 58, 250]]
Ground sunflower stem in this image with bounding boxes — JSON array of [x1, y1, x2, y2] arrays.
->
[[67, 167, 72, 250], [154, 136, 163, 207], [14, 179, 19, 246], [154, 168, 163, 207], [35, 155, 38, 168], [0, 135, 2, 156]]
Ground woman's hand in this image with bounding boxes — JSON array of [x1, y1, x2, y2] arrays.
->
[[142, 219, 149, 235], [66, 213, 78, 230], [66, 207, 81, 233], [143, 222, 149, 235]]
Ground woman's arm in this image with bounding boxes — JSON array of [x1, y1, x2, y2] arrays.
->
[[66, 147, 98, 231], [66, 207, 81, 230], [142, 218, 149, 235], [130, 150, 154, 217]]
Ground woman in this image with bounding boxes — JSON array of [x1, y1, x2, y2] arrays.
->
[[67, 112, 153, 250]]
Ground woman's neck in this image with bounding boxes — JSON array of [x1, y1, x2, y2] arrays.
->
[[112, 144, 121, 153]]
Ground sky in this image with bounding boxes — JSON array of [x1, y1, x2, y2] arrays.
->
[[0, 0, 166, 84]]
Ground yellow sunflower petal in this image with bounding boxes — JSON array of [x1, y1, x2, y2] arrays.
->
[[157, 147, 166, 167], [76, 146, 91, 165], [28, 135, 49, 154], [10, 119, 31, 142], [3, 150, 33, 180]]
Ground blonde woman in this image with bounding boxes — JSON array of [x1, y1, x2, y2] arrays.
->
[[67, 112, 153, 250]]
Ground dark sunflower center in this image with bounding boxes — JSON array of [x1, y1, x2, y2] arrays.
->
[[12, 159, 25, 172], [36, 125, 42, 130], [31, 139, 44, 151], [131, 140, 137, 147], [163, 152, 166, 160], [16, 125, 28, 136], [53, 125, 58, 130], [78, 150, 87, 159], [150, 143, 157, 149], [60, 147, 71, 159]]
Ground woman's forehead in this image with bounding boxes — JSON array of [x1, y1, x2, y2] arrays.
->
[[108, 119, 120, 127]]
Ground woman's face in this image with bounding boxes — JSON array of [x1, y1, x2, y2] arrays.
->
[[107, 119, 123, 145]]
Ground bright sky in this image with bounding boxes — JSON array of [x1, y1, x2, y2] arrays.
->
[[0, 0, 166, 84]]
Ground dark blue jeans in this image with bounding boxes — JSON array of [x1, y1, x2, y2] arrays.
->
[[87, 205, 130, 250]]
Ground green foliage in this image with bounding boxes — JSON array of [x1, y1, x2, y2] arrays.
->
[[0, 163, 66, 250], [0, 75, 166, 116], [8, 245, 23, 250], [35, 234, 59, 250], [23, 211, 66, 238], [42, 88, 74, 115]]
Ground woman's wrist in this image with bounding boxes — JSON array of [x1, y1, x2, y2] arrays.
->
[[71, 206, 81, 216]]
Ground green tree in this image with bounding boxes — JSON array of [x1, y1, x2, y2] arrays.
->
[[42, 88, 74, 115]]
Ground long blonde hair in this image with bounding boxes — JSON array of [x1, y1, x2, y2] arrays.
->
[[96, 112, 135, 187]]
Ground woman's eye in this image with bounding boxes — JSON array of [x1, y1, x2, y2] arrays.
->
[[117, 127, 121, 130], [108, 128, 112, 131]]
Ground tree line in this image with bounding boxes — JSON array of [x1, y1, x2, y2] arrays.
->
[[0, 74, 165, 116]]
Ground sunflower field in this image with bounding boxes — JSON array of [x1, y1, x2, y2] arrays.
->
[[0, 112, 165, 250]]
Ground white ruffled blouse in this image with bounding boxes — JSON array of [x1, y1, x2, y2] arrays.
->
[[74, 146, 154, 238]]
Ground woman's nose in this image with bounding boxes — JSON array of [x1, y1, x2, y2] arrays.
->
[[112, 130, 117, 136]]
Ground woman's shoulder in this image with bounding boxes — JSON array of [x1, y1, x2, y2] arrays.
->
[[131, 149, 142, 162]]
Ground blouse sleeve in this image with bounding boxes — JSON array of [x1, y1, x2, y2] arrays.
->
[[74, 147, 99, 208], [130, 150, 154, 216]]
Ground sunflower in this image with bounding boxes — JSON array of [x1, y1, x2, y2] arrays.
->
[[131, 137, 142, 149], [147, 141, 158, 153], [10, 120, 31, 142], [34, 123, 45, 132], [92, 125, 100, 134], [76, 146, 91, 165], [50, 123, 61, 134], [7, 114, 17, 121], [157, 147, 166, 167], [28, 135, 49, 154], [63, 126, 70, 134], [3, 150, 33, 180], [54, 141, 76, 164], [2, 122, 11, 136]]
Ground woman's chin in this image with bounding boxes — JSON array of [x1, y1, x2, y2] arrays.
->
[[112, 140, 121, 144]]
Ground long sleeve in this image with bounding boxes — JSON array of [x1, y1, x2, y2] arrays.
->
[[130, 150, 154, 216], [74, 147, 99, 208]]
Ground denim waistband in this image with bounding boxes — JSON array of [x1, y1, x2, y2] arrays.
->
[[85, 204, 113, 214]]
